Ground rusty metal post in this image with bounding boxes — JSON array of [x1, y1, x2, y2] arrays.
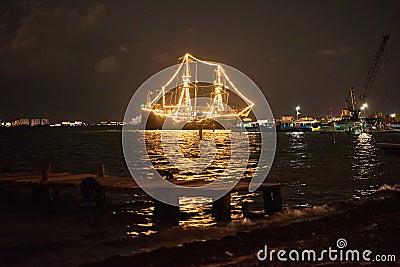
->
[[98, 162, 105, 177], [42, 161, 51, 182]]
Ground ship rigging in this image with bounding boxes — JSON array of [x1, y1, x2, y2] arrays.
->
[[142, 53, 254, 124]]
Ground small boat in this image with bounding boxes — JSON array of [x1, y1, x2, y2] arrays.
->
[[278, 117, 320, 132], [388, 124, 400, 130], [231, 120, 275, 133], [320, 129, 348, 134], [320, 120, 364, 134], [378, 143, 400, 154], [367, 129, 400, 134], [230, 121, 259, 132]]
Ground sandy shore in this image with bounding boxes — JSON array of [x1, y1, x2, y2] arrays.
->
[[0, 182, 399, 267]]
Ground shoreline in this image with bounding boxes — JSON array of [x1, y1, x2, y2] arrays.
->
[[81, 188, 400, 266], [0, 181, 398, 266]]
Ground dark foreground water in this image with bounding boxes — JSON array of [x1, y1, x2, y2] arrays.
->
[[0, 127, 399, 232]]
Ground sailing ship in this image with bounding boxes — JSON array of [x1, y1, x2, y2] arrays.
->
[[141, 53, 255, 130]]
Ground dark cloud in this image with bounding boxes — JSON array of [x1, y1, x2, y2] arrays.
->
[[315, 45, 354, 56], [80, 2, 109, 28], [94, 55, 123, 73], [0, 2, 113, 65], [0, 13, 9, 29], [151, 52, 176, 65]]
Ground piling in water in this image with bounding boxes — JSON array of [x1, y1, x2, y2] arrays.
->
[[212, 193, 231, 222], [263, 186, 282, 214], [98, 162, 105, 177], [42, 161, 51, 182]]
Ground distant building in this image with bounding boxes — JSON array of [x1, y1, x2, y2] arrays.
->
[[369, 112, 383, 119], [131, 115, 142, 125], [61, 121, 70, 126], [30, 119, 41, 126], [20, 119, 30, 126], [41, 119, 49, 126], [13, 119, 29, 126], [390, 113, 400, 123], [70, 121, 83, 126], [281, 115, 294, 122]]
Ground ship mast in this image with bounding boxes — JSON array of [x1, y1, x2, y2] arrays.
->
[[176, 54, 192, 117], [212, 65, 226, 115]]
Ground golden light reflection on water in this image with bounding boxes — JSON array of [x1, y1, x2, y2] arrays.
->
[[179, 197, 216, 227], [136, 206, 154, 216], [122, 130, 394, 238], [286, 132, 311, 169], [126, 231, 139, 237], [145, 130, 240, 181], [137, 222, 154, 227], [352, 133, 380, 180], [122, 130, 265, 238], [141, 230, 158, 236]]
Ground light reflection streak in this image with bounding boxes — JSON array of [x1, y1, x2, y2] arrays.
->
[[352, 133, 380, 180]]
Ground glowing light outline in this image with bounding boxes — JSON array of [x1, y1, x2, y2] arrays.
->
[[144, 53, 255, 120]]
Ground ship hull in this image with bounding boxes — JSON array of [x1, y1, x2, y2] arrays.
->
[[142, 109, 238, 130]]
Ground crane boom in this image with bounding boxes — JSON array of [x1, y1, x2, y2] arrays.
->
[[358, 35, 389, 104], [342, 35, 389, 121]]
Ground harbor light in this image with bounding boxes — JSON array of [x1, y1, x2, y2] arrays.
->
[[295, 106, 300, 120], [390, 113, 396, 118], [361, 103, 367, 118]]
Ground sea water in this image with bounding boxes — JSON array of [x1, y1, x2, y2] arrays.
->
[[0, 126, 398, 236]]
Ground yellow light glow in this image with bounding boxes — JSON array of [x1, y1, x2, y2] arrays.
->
[[144, 53, 254, 121]]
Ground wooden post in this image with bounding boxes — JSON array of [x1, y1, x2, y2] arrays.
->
[[153, 200, 180, 226], [263, 185, 282, 214], [42, 161, 51, 182], [212, 193, 231, 222], [263, 188, 274, 214], [98, 162, 105, 177]]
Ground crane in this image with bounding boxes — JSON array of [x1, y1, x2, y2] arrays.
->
[[344, 35, 389, 120]]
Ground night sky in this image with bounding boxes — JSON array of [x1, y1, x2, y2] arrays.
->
[[0, 0, 399, 122]]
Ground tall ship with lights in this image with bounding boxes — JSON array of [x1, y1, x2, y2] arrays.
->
[[142, 53, 255, 130]]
